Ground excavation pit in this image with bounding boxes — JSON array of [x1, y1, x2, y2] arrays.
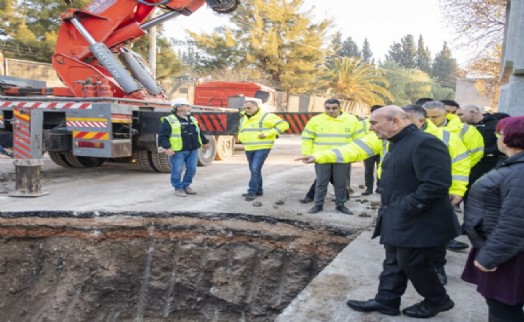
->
[[0, 211, 360, 321]]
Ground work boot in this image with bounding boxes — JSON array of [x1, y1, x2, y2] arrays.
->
[[336, 206, 353, 215], [446, 239, 469, 251], [307, 205, 323, 214], [175, 189, 187, 197], [299, 196, 313, 204], [184, 187, 196, 195], [435, 266, 447, 285]]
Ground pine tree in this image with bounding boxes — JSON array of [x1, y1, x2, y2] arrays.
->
[[385, 42, 403, 65], [190, 0, 331, 94], [416, 35, 432, 74], [338, 36, 361, 58], [361, 38, 373, 64], [399, 35, 417, 69], [431, 42, 458, 89]]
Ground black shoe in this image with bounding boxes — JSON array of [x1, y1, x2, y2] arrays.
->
[[307, 205, 323, 214], [336, 206, 353, 215], [244, 194, 256, 201], [435, 266, 447, 285], [242, 192, 263, 197], [299, 196, 313, 204], [402, 299, 454, 318], [346, 299, 400, 316], [375, 187, 382, 194], [361, 190, 373, 196], [446, 239, 469, 251]]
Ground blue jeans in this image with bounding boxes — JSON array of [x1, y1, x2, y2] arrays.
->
[[245, 149, 271, 195], [170, 149, 198, 190]]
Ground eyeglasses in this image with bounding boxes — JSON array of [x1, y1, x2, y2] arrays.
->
[[495, 132, 503, 138]]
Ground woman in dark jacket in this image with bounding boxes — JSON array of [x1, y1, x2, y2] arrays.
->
[[462, 116, 524, 322]]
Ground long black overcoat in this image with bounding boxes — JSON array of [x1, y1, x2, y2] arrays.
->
[[373, 124, 461, 247]]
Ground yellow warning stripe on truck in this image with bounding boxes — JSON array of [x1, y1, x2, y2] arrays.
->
[[73, 131, 109, 140]]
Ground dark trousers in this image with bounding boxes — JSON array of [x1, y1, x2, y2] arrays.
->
[[363, 155, 380, 192], [487, 298, 524, 322], [314, 163, 349, 207], [433, 244, 447, 267], [375, 244, 450, 308], [305, 166, 350, 200]]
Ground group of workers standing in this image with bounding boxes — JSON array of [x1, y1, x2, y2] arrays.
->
[[158, 96, 524, 321]]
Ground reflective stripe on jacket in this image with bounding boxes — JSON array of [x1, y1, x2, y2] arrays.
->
[[424, 120, 470, 197], [314, 121, 471, 196], [301, 112, 364, 163], [443, 114, 484, 167], [238, 109, 289, 151], [161, 114, 202, 151]]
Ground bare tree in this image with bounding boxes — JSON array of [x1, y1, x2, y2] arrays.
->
[[440, 0, 506, 58]]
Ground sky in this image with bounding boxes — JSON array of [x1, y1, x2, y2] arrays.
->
[[164, 0, 468, 66]]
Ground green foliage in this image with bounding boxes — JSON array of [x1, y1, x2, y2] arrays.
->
[[380, 61, 433, 106], [325, 57, 392, 106], [189, 0, 331, 94], [338, 37, 360, 58], [386, 35, 417, 69], [416, 35, 432, 74], [431, 42, 458, 89], [361, 39, 373, 63]]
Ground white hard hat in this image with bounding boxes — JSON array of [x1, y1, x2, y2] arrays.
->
[[171, 98, 190, 107]]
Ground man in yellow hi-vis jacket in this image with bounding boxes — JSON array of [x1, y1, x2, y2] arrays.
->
[[301, 98, 364, 215], [238, 99, 289, 201]]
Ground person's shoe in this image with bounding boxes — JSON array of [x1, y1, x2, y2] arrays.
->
[[242, 192, 263, 197], [336, 206, 353, 215], [361, 190, 373, 196], [446, 239, 469, 251], [346, 299, 400, 316], [184, 187, 196, 195], [307, 205, 323, 214], [435, 265, 447, 285], [402, 299, 454, 318], [299, 196, 313, 204], [244, 194, 256, 201], [175, 189, 187, 197], [375, 187, 382, 194]]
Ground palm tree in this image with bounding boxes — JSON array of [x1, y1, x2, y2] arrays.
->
[[326, 57, 393, 107]]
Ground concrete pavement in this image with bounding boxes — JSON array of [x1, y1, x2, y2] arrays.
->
[[277, 229, 487, 322]]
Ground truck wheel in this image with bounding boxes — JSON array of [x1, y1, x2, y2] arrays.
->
[[198, 135, 216, 166], [151, 152, 171, 173], [214, 135, 235, 160], [48, 151, 73, 167], [135, 150, 157, 172], [63, 152, 105, 167]]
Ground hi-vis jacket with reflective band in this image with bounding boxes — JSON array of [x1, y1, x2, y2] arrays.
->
[[238, 109, 289, 151], [161, 114, 203, 151], [301, 112, 364, 163], [313, 120, 471, 196], [441, 114, 484, 167]]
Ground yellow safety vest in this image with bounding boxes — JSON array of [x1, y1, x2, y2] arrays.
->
[[301, 112, 365, 163], [161, 114, 203, 151], [238, 109, 289, 151]]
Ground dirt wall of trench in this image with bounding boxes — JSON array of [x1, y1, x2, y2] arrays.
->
[[0, 211, 360, 321]]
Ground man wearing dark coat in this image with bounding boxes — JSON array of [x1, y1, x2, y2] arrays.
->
[[346, 106, 461, 318]]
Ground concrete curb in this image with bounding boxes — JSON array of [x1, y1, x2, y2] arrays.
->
[[277, 229, 487, 322]]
